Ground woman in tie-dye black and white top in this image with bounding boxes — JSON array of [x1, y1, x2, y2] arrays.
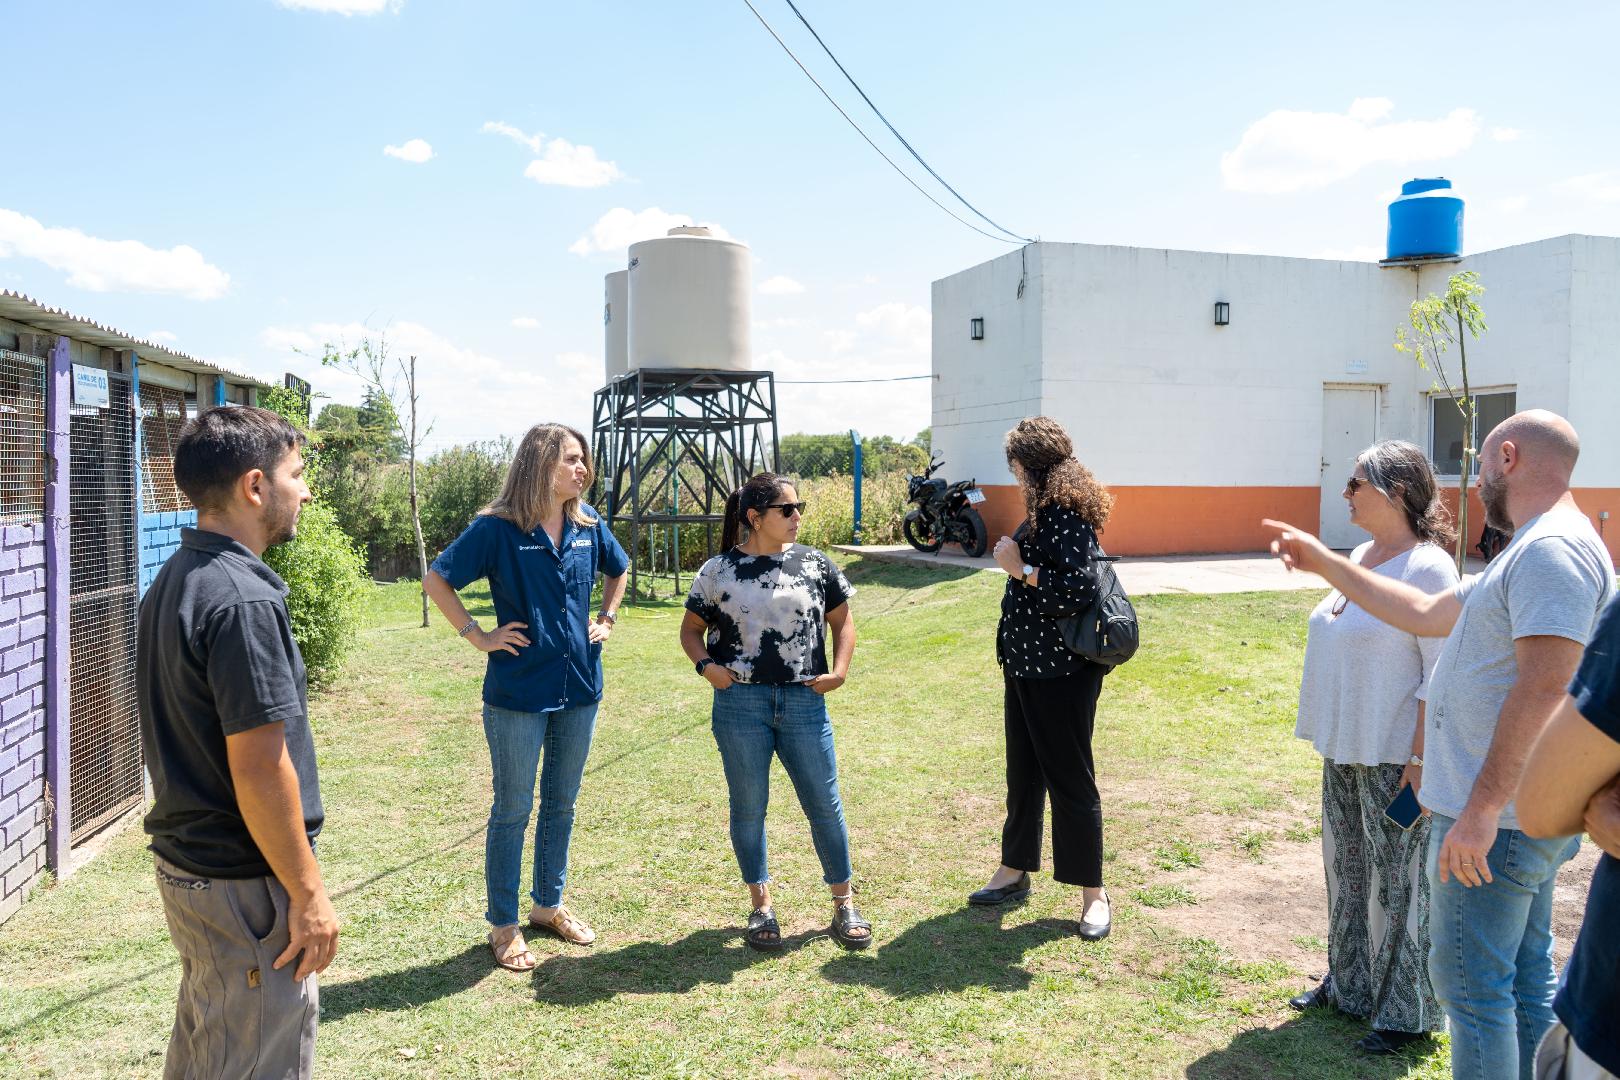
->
[[679, 473, 872, 953]]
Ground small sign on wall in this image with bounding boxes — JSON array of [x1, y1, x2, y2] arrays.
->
[[72, 364, 110, 408], [1345, 357, 1369, 375]]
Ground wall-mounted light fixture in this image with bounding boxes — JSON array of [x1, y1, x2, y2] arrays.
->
[[1214, 301, 1230, 326], [969, 317, 985, 340]]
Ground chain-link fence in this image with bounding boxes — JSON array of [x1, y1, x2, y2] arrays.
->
[[0, 351, 47, 526], [139, 383, 193, 513], [69, 371, 143, 844]]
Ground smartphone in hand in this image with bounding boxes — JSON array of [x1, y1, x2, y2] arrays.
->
[[1385, 782, 1422, 831]]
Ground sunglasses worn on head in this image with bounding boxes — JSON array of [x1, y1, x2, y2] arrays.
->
[[763, 501, 807, 518]]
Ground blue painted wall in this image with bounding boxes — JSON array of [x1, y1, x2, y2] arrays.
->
[[139, 510, 197, 596]]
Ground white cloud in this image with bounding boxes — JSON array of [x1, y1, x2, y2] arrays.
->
[[759, 275, 805, 296], [1490, 127, 1523, 142], [260, 320, 605, 452], [483, 121, 623, 188], [481, 120, 544, 154], [1221, 99, 1482, 193], [568, 208, 733, 256], [260, 326, 318, 353], [1557, 171, 1620, 203], [523, 138, 622, 188], [855, 302, 930, 352], [511, 316, 541, 329], [0, 208, 230, 299], [1495, 195, 1530, 213], [277, 0, 400, 13], [383, 138, 434, 164], [148, 330, 179, 343], [1309, 245, 1381, 262]]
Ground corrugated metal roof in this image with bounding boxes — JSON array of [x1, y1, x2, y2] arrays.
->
[[0, 289, 276, 391]]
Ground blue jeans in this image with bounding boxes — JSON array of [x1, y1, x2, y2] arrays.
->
[[481, 701, 598, 926], [710, 682, 853, 887], [1428, 813, 1580, 1080]]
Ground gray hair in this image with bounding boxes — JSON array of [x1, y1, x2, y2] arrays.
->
[[1357, 440, 1456, 547]]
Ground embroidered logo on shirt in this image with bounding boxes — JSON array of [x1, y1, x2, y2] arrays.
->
[[572, 538, 593, 548], [518, 544, 542, 551]]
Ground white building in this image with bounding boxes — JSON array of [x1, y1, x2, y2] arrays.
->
[[931, 234, 1620, 565]]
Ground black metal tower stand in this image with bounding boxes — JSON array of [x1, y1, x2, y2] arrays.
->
[[589, 368, 779, 599]]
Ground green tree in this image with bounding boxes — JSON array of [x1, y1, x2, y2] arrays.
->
[[1395, 270, 1489, 571], [256, 384, 370, 685], [421, 438, 511, 556], [320, 334, 434, 626]]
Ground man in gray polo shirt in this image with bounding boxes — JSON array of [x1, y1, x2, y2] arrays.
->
[[137, 406, 336, 1079], [1265, 410, 1614, 1080]]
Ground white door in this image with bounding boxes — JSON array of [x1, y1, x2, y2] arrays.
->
[[1320, 387, 1378, 549]]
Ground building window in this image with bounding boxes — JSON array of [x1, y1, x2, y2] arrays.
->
[[1431, 389, 1515, 475]]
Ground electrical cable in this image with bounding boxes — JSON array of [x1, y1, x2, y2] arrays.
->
[[780, 0, 1034, 244], [740, 0, 1021, 245], [777, 374, 935, 384]]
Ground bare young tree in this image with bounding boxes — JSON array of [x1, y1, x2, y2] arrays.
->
[[1395, 270, 1488, 573], [320, 334, 434, 626]]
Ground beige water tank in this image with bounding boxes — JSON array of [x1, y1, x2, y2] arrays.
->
[[627, 226, 752, 371], [603, 270, 629, 382]]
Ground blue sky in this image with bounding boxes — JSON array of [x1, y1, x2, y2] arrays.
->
[[4, 0, 1618, 449]]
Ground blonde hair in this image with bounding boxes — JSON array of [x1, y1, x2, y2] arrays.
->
[[481, 423, 596, 532]]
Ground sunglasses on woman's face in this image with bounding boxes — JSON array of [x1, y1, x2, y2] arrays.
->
[[764, 501, 807, 518], [1345, 476, 1372, 494]]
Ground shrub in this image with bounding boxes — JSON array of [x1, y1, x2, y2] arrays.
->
[[263, 501, 369, 687]]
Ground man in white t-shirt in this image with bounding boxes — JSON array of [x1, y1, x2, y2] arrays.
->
[[1264, 410, 1615, 1080]]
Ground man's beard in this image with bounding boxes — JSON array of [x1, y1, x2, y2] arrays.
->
[[1480, 471, 1513, 532], [264, 490, 301, 546]]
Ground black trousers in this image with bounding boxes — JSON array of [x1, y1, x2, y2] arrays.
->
[[1001, 666, 1106, 888]]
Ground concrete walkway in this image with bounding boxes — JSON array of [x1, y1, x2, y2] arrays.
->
[[834, 544, 1489, 596], [833, 544, 1335, 596]]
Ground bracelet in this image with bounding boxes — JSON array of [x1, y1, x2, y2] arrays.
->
[[458, 619, 480, 638]]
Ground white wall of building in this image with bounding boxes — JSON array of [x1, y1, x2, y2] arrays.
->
[[935, 236, 1615, 490]]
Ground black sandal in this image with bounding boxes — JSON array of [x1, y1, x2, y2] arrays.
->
[[830, 895, 872, 950], [745, 907, 783, 952]]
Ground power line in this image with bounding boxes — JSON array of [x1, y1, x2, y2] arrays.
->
[[780, 0, 1033, 244], [774, 375, 939, 383], [740, 0, 1023, 245]]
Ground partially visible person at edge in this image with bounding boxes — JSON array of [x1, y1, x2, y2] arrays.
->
[[1286, 441, 1457, 1056], [678, 473, 872, 951], [1520, 593, 1620, 1080], [1264, 410, 1615, 1080], [423, 423, 628, 972], [137, 406, 332, 1080], [970, 416, 1114, 941]]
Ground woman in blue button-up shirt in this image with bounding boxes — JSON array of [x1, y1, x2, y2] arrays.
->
[[425, 423, 628, 972]]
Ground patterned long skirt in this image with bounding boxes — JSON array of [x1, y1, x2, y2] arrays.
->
[[1321, 759, 1444, 1033]]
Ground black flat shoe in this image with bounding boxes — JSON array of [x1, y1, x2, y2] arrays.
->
[[967, 872, 1031, 907], [1358, 1030, 1427, 1056], [1289, 974, 1337, 1012], [1077, 891, 1110, 942]]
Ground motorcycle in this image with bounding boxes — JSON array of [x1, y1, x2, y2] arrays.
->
[[902, 455, 989, 557]]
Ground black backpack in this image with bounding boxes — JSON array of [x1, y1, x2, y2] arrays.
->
[[1056, 550, 1139, 669]]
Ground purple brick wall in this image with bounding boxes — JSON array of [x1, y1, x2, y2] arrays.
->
[[0, 522, 48, 923]]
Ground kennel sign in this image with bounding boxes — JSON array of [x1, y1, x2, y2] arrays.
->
[[73, 364, 110, 409]]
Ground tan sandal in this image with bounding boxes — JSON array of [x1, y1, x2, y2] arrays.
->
[[529, 904, 596, 946], [488, 925, 537, 972]]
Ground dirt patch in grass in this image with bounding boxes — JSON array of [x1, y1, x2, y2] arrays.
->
[[1143, 813, 1602, 974]]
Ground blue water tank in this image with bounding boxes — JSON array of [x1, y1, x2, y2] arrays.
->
[[1386, 178, 1464, 260]]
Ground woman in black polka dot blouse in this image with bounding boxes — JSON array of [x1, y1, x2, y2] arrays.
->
[[968, 416, 1115, 941]]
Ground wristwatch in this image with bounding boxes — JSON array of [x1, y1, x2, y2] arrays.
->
[[1408, 754, 1424, 767], [597, 609, 617, 625], [696, 658, 715, 676], [1020, 563, 1035, 582]]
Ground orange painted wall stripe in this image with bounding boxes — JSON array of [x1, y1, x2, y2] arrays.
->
[[973, 484, 1620, 566]]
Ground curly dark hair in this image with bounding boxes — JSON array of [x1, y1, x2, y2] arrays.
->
[[1004, 416, 1112, 529]]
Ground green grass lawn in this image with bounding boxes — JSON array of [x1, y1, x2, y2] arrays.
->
[[0, 559, 1450, 1078]]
